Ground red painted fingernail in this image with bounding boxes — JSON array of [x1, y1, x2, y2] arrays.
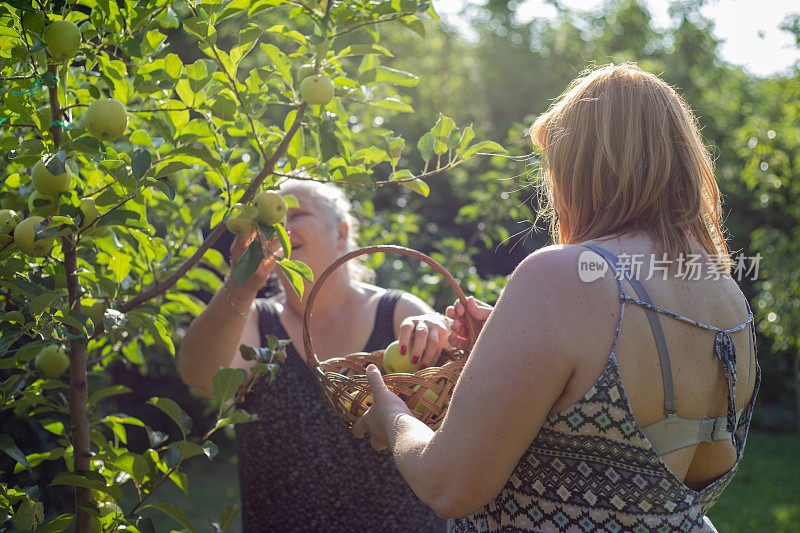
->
[[411, 355, 419, 364], [400, 345, 407, 355], [286, 230, 291, 236]]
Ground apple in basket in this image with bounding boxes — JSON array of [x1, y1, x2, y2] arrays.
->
[[382, 340, 422, 374], [344, 391, 373, 416], [411, 385, 447, 416]]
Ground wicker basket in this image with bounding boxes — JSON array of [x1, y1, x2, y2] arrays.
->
[[303, 245, 476, 430]]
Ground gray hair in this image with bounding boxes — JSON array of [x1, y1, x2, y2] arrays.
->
[[278, 179, 374, 283]]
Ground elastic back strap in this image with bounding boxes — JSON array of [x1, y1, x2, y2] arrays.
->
[[642, 410, 742, 456], [581, 244, 677, 415]]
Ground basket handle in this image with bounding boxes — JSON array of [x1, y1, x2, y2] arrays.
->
[[302, 245, 477, 372]]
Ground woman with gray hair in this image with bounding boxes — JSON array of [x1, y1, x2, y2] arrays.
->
[[178, 179, 449, 531]]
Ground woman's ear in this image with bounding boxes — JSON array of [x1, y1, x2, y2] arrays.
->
[[336, 220, 348, 250]]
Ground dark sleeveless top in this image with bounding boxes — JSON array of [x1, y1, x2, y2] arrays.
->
[[236, 289, 447, 532], [450, 244, 760, 533]]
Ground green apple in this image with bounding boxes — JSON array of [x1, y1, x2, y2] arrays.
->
[[254, 191, 287, 225], [85, 98, 128, 141], [299, 74, 335, 105], [0, 209, 21, 245], [32, 160, 71, 194], [410, 385, 446, 416], [382, 339, 421, 374], [34, 344, 70, 377], [14, 216, 54, 256], [225, 203, 257, 235], [27, 191, 59, 217], [343, 391, 373, 416], [297, 63, 315, 81], [44, 20, 81, 61]]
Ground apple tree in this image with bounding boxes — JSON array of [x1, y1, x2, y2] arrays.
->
[[0, 0, 504, 531]]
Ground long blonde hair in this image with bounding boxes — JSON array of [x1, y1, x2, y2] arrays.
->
[[529, 63, 732, 273]]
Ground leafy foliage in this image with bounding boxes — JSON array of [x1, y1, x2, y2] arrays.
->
[[0, 0, 503, 530]]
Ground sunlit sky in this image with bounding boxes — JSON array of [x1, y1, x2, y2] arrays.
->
[[436, 0, 799, 78]]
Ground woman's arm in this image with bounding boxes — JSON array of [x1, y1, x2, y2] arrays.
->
[[355, 246, 593, 517], [178, 234, 280, 397], [177, 278, 262, 397]]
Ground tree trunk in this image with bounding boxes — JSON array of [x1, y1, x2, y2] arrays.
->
[[48, 62, 92, 533]]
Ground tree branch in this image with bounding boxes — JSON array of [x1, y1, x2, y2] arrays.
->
[[89, 103, 308, 341], [331, 12, 416, 39]]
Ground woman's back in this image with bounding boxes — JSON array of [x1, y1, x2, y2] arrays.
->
[[556, 233, 757, 488], [452, 233, 759, 532]]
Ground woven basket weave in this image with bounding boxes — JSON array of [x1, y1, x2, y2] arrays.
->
[[303, 245, 476, 429]]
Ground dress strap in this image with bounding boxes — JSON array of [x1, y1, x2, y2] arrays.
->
[[580, 244, 677, 416], [362, 289, 404, 352]]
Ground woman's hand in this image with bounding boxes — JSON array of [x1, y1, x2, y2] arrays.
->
[[352, 364, 413, 451], [228, 229, 284, 295], [445, 297, 493, 350], [398, 313, 452, 369]]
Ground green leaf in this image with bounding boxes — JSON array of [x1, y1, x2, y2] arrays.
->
[[30, 292, 60, 316], [212, 367, 247, 405], [401, 178, 430, 197], [11, 500, 44, 531], [417, 132, 434, 162], [431, 114, 456, 141], [260, 43, 292, 84], [176, 440, 206, 460], [109, 254, 132, 283], [231, 238, 264, 287], [36, 514, 74, 533], [277, 259, 313, 298], [129, 129, 154, 146], [51, 471, 123, 503], [164, 53, 183, 78], [457, 124, 475, 153], [374, 97, 414, 113], [142, 177, 176, 201], [99, 209, 142, 228], [0, 434, 28, 467], [231, 24, 261, 66], [183, 17, 216, 45], [88, 384, 132, 405], [337, 43, 393, 57], [131, 149, 152, 179], [275, 222, 291, 259], [152, 502, 196, 533], [148, 397, 191, 437], [362, 66, 420, 87], [264, 24, 308, 45], [459, 140, 507, 160]]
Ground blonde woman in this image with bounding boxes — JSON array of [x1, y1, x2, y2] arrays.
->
[[179, 180, 449, 531], [354, 63, 759, 532]]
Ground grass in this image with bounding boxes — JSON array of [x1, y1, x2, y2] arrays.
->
[[707, 431, 800, 532], [139, 431, 798, 532]]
